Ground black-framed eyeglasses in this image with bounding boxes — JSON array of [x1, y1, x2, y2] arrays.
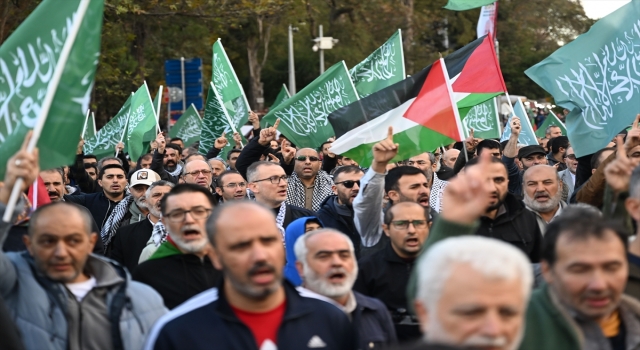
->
[[563, 154, 576, 160], [184, 169, 212, 176], [335, 180, 360, 188], [253, 175, 288, 184], [296, 155, 320, 162], [223, 182, 247, 189], [390, 220, 428, 230], [165, 206, 212, 222]]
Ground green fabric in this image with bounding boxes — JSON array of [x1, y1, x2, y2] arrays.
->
[[406, 217, 479, 310], [0, 0, 104, 177], [270, 84, 291, 110], [525, 1, 640, 157], [84, 95, 131, 160], [519, 285, 581, 350], [459, 97, 501, 139], [535, 113, 567, 138], [349, 29, 405, 98], [169, 104, 201, 147], [126, 83, 157, 162], [444, 0, 496, 11], [148, 240, 182, 261], [262, 61, 359, 149], [501, 98, 538, 145]]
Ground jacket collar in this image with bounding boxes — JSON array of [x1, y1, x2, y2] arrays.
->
[[353, 291, 385, 311], [383, 241, 415, 264]]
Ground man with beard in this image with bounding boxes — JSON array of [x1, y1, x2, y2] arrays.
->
[[247, 161, 314, 231], [559, 146, 577, 200], [126, 169, 161, 225], [503, 117, 548, 199], [215, 170, 248, 203], [85, 163, 98, 181], [353, 128, 433, 254], [41, 168, 78, 202], [133, 184, 221, 309], [442, 149, 460, 169], [207, 157, 227, 179], [523, 165, 566, 235], [316, 166, 364, 256], [227, 149, 241, 170], [151, 133, 183, 184], [296, 229, 397, 349], [110, 181, 173, 272], [355, 201, 431, 342], [286, 148, 334, 212], [144, 201, 357, 350], [406, 152, 438, 186], [182, 160, 214, 191]]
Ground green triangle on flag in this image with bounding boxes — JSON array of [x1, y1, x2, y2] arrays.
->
[[0, 0, 105, 176], [270, 84, 291, 111], [444, 0, 497, 11], [535, 112, 567, 138]]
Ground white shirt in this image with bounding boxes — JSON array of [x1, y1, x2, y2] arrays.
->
[[66, 276, 97, 302]]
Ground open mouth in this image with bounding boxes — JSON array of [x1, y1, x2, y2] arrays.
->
[[277, 189, 287, 196], [405, 237, 420, 247], [535, 194, 550, 201], [585, 297, 611, 308], [182, 229, 201, 238], [328, 272, 346, 283], [110, 185, 121, 191], [418, 196, 429, 206], [250, 267, 275, 284]]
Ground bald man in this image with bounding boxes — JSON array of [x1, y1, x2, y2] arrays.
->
[[522, 165, 566, 235], [287, 148, 334, 211], [182, 160, 213, 190], [442, 149, 460, 169]]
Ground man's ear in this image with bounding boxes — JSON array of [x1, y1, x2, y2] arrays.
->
[[331, 185, 337, 195], [97, 178, 103, 188], [540, 261, 553, 284], [88, 232, 97, 250], [382, 224, 391, 237], [296, 261, 305, 280], [22, 235, 33, 256], [387, 190, 400, 203], [215, 187, 223, 197], [247, 182, 258, 194]]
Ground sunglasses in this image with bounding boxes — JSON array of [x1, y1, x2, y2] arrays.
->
[[335, 180, 360, 188], [296, 156, 320, 162]]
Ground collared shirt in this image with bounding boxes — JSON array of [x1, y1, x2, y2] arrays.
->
[[528, 200, 567, 236]]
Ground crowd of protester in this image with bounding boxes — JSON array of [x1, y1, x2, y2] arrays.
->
[[1, 109, 640, 350]]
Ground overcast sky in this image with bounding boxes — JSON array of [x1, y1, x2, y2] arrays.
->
[[581, 0, 631, 19]]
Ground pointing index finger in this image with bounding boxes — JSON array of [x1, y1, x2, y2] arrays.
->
[[273, 118, 281, 130], [387, 126, 394, 141], [617, 135, 628, 160]]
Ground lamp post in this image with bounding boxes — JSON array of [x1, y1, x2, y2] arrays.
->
[[312, 24, 338, 75], [288, 24, 298, 95]]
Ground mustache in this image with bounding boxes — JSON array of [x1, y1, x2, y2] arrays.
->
[[248, 261, 276, 276]]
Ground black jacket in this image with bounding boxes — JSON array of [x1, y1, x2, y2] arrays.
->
[[279, 204, 315, 229], [352, 291, 397, 349], [70, 153, 130, 194], [132, 251, 222, 309], [354, 243, 421, 343], [316, 195, 361, 256], [109, 218, 153, 273], [235, 137, 294, 180], [475, 192, 542, 262], [64, 191, 121, 231], [146, 280, 357, 350], [151, 149, 179, 184]]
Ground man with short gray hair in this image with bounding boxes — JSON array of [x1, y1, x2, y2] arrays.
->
[[522, 165, 566, 235], [295, 229, 397, 349], [182, 159, 214, 190]]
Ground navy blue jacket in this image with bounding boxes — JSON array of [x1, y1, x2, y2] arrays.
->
[[353, 291, 397, 349], [64, 191, 120, 230], [144, 281, 357, 350], [316, 195, 360, 256]]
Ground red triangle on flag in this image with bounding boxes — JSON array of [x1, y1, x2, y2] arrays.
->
[[28, 176, 51, 210], [452, 36, 507, 94], [404, 58, 463, 141]]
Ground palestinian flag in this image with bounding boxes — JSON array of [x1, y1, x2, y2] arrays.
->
[[329, 35, 506, 168]]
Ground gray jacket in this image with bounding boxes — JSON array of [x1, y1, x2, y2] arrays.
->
[[558, 169, 575, 200], [0, 200, 167, 350], [353, 168, 386, 248]]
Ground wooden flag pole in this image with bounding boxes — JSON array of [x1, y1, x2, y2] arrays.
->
[[3, 0, 91, 223]]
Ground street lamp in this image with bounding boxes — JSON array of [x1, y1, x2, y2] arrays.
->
[[288, 24, 298, 95], [312, 25, 338, 74]]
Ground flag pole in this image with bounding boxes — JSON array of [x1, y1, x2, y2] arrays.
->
[[115, 92, 133, 157], [3, 0, 91, 223], [81, 108, 91, 139], [91, 111, 97, 134], [155, 85, 163, 134]]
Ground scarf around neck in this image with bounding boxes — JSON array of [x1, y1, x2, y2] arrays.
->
[[286, 171, 334, 211], [100, 195, 133, 250]]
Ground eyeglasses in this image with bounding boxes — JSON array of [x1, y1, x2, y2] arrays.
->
[[563, 154, 576, 160], [335, 180, 360, 188], [223, 182, 247, 189], [390, 220, 428, 230], [165, 206, 212, 222], [296, 156, 320, 162], [184, 169, 212, 177], [253, 175, 288, 184]]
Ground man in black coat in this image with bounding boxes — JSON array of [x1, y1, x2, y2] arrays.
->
[[109, 180, 174, 272], [316, 165, 364, 257]]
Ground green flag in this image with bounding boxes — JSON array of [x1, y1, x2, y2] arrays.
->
[[500, 98, 538, 146], [525, 1, 640, 157], [170, 104, 202, 147], [212, 39, 250, 135], [262, 61, 360, 148], [349, 29, 405, 97], [444, 0, 496, 11], [126, 82, 157, 162], [84, 96, 131, 159], [0, 0, 104, 176], [270, 84, 291, 110], [83, 111, 97, 140], [199, 82, 235, 156], [460, 98, 501, 139], [535, 113, 567, 138]]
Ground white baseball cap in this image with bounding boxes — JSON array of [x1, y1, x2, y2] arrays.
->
[[130, 169, 161, 187]]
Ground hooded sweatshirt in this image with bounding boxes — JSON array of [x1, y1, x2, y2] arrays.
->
[[283, 216, 324, 286]]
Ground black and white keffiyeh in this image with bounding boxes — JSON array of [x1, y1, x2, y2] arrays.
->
[[429, 173, 448, 213], [166, 163, 183, 178], [151, 219, 168, 247], [286, 171, 334, 212], [100, 195, 134, 250]]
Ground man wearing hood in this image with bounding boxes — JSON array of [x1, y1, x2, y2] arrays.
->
[[283, 216, 324, 286], [317, 166, 364, 257]]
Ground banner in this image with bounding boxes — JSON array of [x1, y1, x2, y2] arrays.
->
[[199, 82, 232, 156], [460, 98, 501, 139], [350, 29, 405, 98], [270, 84, 291, 110], [126, 83, 157, 162], [525, 1, 640, 157], [212, 39, 250, 135], [170, 104, 202, 147], [262, 61, 360, 148], [500, 98, 538, 146], [0, 0, 104, 175], [477, 3, 497, 39], [84, 96, 131, 159]]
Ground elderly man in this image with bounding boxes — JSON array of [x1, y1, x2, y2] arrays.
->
[[414, 236, 532, 350], [182, 160, 213, 190], [296, 229, 397, 349], [442, 149, 460, 169], [0, 144, 166, 350], [133, 184, 221, 309], [503, 117, 548, 198], [144, 201, 357, 350], [207, 157, 227, 179], [286, 148, 334, 211], [523, 165, 566, 235], [41, 168, 76, 202], [559, 146, 577, 200], [247, 161, 314, 230], [355, 201, 431, 342], [214, 170, 248, 202], [109, 180, 174, 272]]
